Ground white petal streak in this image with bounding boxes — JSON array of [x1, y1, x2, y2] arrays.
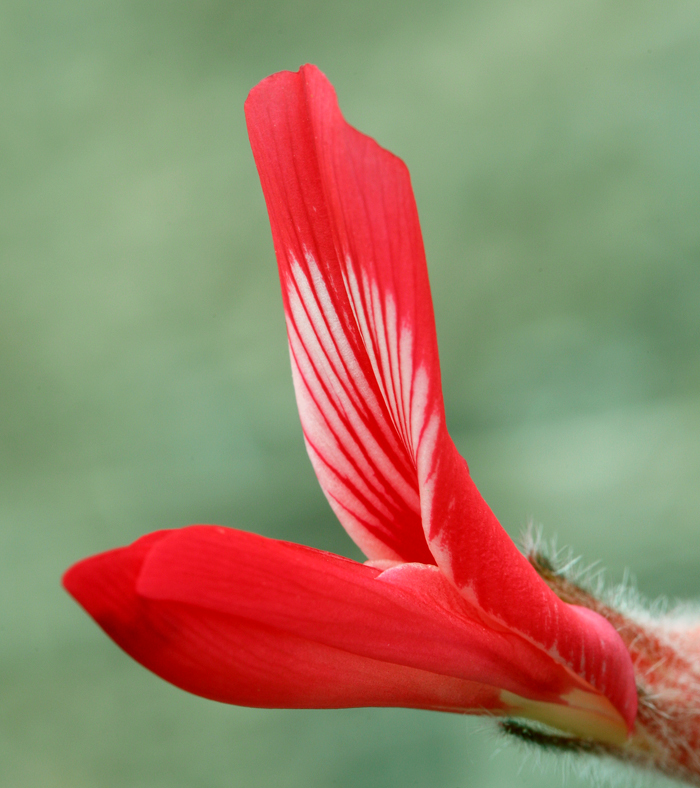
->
[[283, 254, 421, 525], [375, 284, 409, 450], [413, 366, 441, 525], [304, 439, 405, 563], [342, 259, 413, 457], [410, 365, 431, 453], [286, 256, 408, 487], [399, 320, 416, 457], [290, 254, 361, 408], [286, 318, 415, 521]]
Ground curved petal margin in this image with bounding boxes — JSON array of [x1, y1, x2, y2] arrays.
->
[[64, 526, 630, 741]]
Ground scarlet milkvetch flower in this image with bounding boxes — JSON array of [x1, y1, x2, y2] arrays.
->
[[63, 64, 638, 747]]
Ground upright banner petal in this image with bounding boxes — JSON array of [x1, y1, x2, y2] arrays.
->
[[246, 65, 637, 730], [246, 66, 442, 565]]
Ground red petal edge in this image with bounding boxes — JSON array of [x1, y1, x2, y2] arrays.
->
[[62, 526, 611, 714], [62, 529, 499, 711]]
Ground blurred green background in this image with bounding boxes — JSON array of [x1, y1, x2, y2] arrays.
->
[[2, 0, 700, 786]]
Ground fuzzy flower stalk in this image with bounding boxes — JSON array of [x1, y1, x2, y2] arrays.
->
[[63, 65, 700, 783], [521, 537, 700, 784]]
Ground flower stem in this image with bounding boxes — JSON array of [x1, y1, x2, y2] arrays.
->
[[519, 550, 700, 785]]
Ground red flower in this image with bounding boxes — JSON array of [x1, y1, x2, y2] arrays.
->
[[63, 65, 636, 744]]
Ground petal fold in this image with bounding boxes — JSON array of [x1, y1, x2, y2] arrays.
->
[[423, 434, 638, 730], [137, 526, 587, 702], [62, 529, 501, 711]]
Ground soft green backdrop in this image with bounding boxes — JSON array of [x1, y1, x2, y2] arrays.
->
[[2, 1, 700, 786]]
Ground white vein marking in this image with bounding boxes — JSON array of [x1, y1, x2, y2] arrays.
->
[[286, 253, 421, 519]]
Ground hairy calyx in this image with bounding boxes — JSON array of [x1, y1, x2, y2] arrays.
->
[[505, 545, 700, 786]]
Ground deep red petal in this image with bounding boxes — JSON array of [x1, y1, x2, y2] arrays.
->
[[246, 65, 441, 564], [135, 526, 610, 706], [63, 530, 506, 711], [421, 434, 637, 730]]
